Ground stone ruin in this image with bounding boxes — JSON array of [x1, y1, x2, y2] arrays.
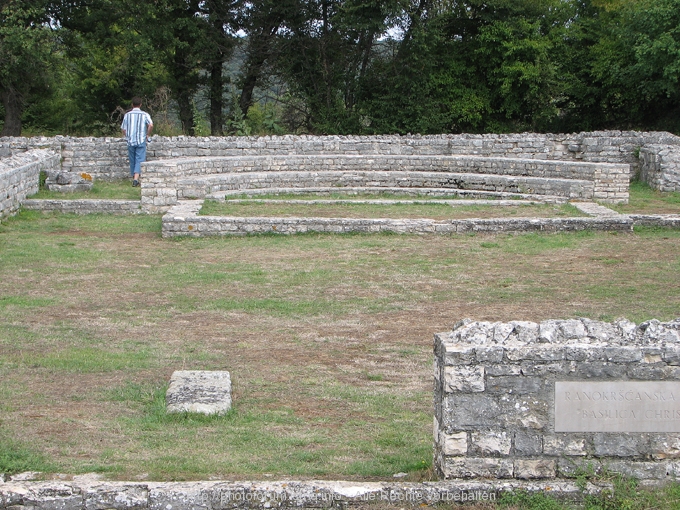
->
[[434, 318, 680, 482], [43, 171, 93, 193], [2, 131, 680, 222]]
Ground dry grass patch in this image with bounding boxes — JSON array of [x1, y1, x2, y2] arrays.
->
[[1, 211, 680, 481]]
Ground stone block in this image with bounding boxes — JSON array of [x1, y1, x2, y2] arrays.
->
[[593, 434, 647, 457], [513, 431, 543, 456], [444, 366, 485, 392], [441, 344, 476, 365], [486, 376, 544, 394], [470, 431, 511, 456], [543, 435, 587, 456], [572, 362, 627, 379], [84, 485, 149, 510], [514, 460, 556, 479], [166, 370, 232, 415], [556, 458, 603, 478], [444, 394, 502, 428], [604, 461, 670, 480], [440, 431, 468, 456], [441, 457, 514, 479], [651, 435, 680, 459]]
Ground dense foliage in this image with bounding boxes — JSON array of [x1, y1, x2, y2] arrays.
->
[[1, 0, 679, 136]]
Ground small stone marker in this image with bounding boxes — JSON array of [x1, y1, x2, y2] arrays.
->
[[166, 370, 232, 415]]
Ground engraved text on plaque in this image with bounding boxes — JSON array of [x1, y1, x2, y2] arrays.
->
[[555, 381, 680, 433]]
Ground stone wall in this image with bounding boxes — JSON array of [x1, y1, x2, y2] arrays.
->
[[0, 149, 60, 220], [141, 155, 629, 213], [0, 478, 610, 509], [1, 130, 679, 182], [21, 199, 143, 215], [161, 201, 636, 237], [640, 145, 680, 192], [434, 318, 680, 481], [1, 132, 679, 216]]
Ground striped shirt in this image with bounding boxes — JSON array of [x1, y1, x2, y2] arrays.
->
[[121, 108, 153, 146]]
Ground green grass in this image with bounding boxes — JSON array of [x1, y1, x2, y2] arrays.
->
[[0, 213, 679, 481], [29, 179, 141, 200], [199, 199, 584, 220], [495, 476, 680, 510], [0, 436, 56, 475], [612, 180, 680, 214]]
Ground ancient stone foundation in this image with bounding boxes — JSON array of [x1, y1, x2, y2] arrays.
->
[[3, 132, 680, 221], [434, 318, 680, 482], [141, 154, 629, 213]]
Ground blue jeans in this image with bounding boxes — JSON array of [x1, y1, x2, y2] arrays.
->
[[128, 143, 146, 177]]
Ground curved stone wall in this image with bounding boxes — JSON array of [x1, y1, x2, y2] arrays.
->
[[140, 154, 629, 212], [2, 130, 679, 182], [2, 131, 679, 220]]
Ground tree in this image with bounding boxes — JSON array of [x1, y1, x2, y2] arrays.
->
[[275, 0, 403, 133], [589, 0, 680, 131], [359, 0, 565, 134], [202, 0, 239, 135], [0, 0, 57, 136], [49, 0, 168, 134]]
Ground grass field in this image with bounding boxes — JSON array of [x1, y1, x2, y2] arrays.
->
[[5, 180, 680, 508]]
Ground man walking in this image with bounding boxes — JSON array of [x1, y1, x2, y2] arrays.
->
[[121, 97, 153, 187]]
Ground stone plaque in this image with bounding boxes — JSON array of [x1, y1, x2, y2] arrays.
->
[[555, 381, 680, 433]]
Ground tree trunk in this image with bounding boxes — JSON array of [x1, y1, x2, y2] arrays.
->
[[239, 23, 279, 117], [1, 87, 23, 137], [176, 90, 195, 136], [209, 59, 224, 136]]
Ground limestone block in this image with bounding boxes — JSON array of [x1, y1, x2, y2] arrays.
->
[[83, 484, 149, 510], [593, 434, 647, 457], [166, 370, 232, 415], [543, 435, 586, 456], [441, 432, 468, 456], [444, 366, 485, 392], [513, 431, 542, 456], [664, 346, 680, 365], [572, 362, 627, 379], [604, 461, 670, 480], [486, 376, 543, 395], [651, 435, 680, 459], [442, 344, 476, 365], [442, 457, 514, 479], [444, 394, 502, 428], [470, 431, 511, 456], [514, 460, 556, 479]]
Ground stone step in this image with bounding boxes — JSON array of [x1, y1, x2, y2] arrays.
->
[[207, 186, 567, 203], [178, 171, 593, 200]]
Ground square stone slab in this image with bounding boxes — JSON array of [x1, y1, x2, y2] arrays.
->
[[166, 370, 232, 415]]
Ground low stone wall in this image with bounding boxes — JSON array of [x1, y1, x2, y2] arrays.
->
[[0, 149, 60, 220], [143, 155, 628, 213], [21, 199, 142, 215], [640, 145, 680, 192], [434, 318, 680, 481], [0, 478, 610, 509], [161, 200, 635, 237]]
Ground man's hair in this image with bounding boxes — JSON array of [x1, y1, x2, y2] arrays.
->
[[131, 96, 142, 107]]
